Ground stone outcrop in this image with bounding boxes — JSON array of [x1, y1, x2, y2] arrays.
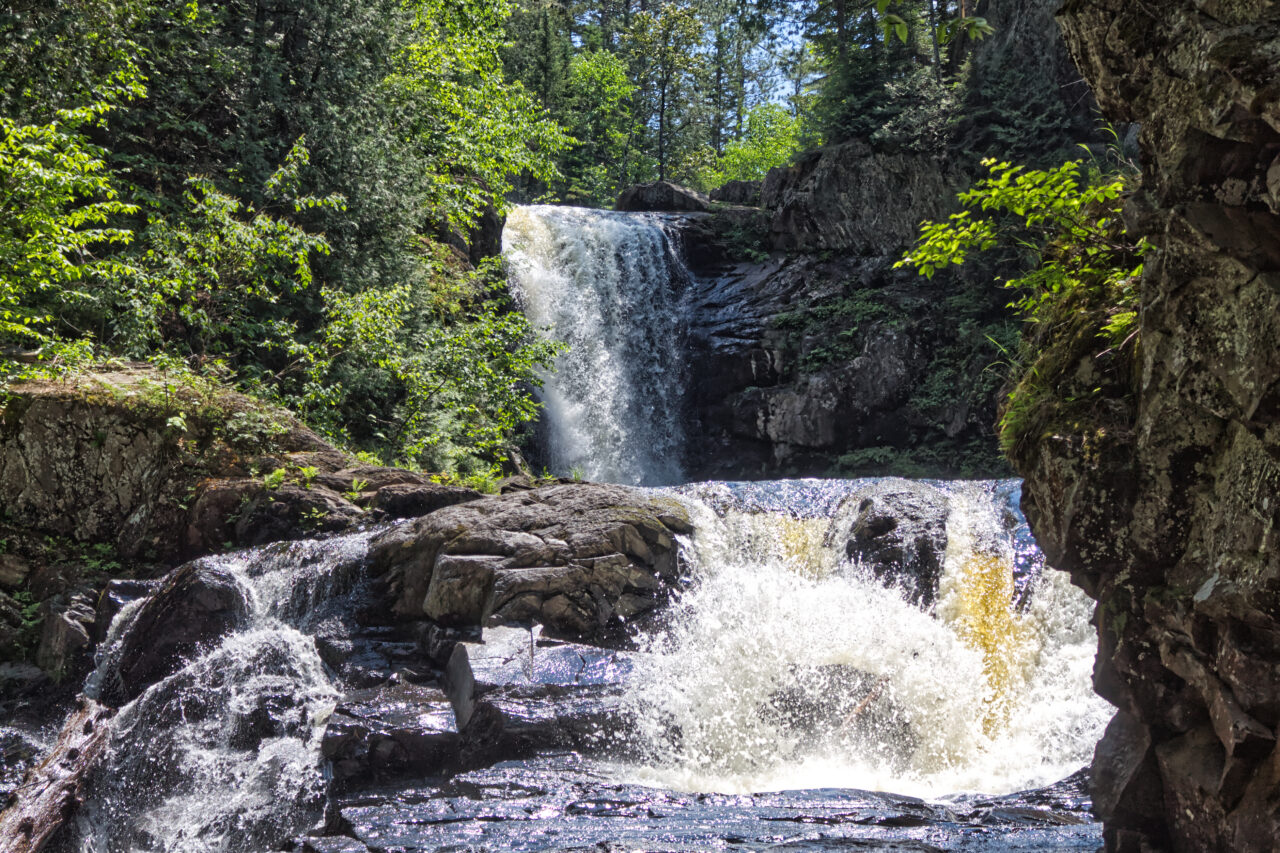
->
[[1012, 3, 1280, 850], [369, 483, 692, 644], [709, 179, 762, 207], [0, 370, 484, 567], [825, 479, 951, 608], [679, 231, 1012, 479], [761, 141, 961, 254], [616, 181, 711, 213]]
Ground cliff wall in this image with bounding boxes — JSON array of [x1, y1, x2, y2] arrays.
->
[[1014, 3, 1280, 850]]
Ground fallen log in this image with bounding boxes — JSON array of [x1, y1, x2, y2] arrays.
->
[[0, 698, 115, 853]]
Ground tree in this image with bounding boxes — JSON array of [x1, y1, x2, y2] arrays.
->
[[0, 102, 137, 354], [626, 4, 706, 181], [698, 102, 802, 187], [560, 49, 643, 205]]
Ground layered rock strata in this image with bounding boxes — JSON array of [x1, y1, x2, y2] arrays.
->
[[369, 483, 692, 645], [1016, 3, 1280, 850]]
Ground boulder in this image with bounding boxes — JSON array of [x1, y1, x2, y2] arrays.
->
[[95, 562, 250, 705], [616, 181, 711, 213], [34, 592, 96, 679], [185, 479, 365, 554], [710, 179, 762, 207], [369, 483, 693, 644], [826, 479, 950, 607], [0, 554, 30, 589], [370, 483, 482, 520]]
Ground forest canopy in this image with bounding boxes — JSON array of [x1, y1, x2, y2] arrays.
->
[[0, 0, 1055, 477]]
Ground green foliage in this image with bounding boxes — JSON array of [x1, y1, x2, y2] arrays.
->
[[899, 156, 1145, 457], [0, 0, 573, 477], [696, 103, 802, 189], [0, 103, 137, 349], [898, 158, 1144, 324], [298, 260, 565, 472], [390, 0, 570, 232], [558, 49, 642, 206], [773, 288, 904, 372]]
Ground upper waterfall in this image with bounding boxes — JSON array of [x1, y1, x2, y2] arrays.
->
[[503, 205, 692, 486]]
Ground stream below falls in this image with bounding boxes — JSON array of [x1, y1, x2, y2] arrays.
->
[[17, 204, 1114, 852]]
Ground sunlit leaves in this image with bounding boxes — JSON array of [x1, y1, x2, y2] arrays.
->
[[898, 158, 1145, 327], [0, 105, 137, 350]]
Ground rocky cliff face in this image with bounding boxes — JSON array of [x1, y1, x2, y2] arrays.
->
[[668, 0, 1099, 481], [1014, 3, 1280, 850]]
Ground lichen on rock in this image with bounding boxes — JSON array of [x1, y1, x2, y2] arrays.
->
[[1014, 3, 1280, 849], [369, 483, 692, 645]]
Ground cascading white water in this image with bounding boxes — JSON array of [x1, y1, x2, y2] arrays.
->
[[622, 480, 1109, 800], [503, 205, 691, 486], [65, 534, 375, 853]]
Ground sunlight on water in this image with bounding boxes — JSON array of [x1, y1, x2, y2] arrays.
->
[[621, 479, 1109, 800], [503, 205, 691, 486], [937, 492, 1034, 735]]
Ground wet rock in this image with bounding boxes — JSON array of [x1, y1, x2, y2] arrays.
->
[[371, 483, 482, 520], [826, 479, 950, 607], [321, 683, 458, 784], [229, 687, 309, 749], [34, 591, 96, 679], [0, 698, 114, 852], [616, 180, 711, 213], [415, 622, 477, 668], [369, 483, 692, 645], [0, 554, 30, 589], [444, 643, 478, 730], [186, 479, 365, 553], [1014, 4, 1280, 850], [297, 838, 371, 853], [96, 562, 250, 705], [93, 579, 156, 642], [711, 179, 762, 206], [0, 726, 43, 802]]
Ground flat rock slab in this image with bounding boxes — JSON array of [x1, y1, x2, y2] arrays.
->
[[465, 625, 635, 688], [370, 484, 692, 645], [329, 756, 1100, 852]]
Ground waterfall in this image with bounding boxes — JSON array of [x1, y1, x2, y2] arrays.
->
[[63, 533, 376, 853], [621, 479, 1109, 799], [503, 205, 692, 486]]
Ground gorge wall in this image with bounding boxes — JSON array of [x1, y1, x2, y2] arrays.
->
[[1014, 2, 1280, 850], [666, 0, 1101, 481]]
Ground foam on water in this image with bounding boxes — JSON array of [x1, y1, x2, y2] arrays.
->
[[621, 480, 1109, 800], [503, 205, 691, 485]]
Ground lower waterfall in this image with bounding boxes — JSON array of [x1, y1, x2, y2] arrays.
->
[[60, 534, 373, 852], [621, 480, 1108, 800]]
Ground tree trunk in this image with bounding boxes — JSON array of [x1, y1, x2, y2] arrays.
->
[[0, 699, 115, 853], [929, 0, 942, 83]]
